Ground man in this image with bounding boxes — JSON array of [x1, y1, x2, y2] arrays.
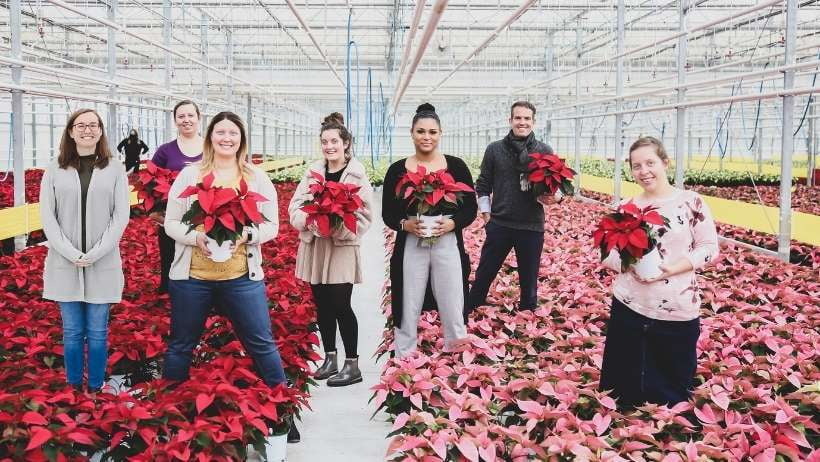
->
[[466, 101, 560, 316]]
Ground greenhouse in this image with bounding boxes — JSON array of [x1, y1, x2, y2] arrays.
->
[[0, 0, 818, 460]]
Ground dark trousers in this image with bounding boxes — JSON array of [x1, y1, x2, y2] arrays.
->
[[163, 275, 286, 386], [158, 226, 175, 293], [599, 297, 700, 407], [125, 156, 140, 174], [466, 221, 544, 311], [310, 283, 358, 358]]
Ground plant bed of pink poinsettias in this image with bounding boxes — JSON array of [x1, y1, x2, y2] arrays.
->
[[0, 182, 320, 461], [372, 198, 819, 461]]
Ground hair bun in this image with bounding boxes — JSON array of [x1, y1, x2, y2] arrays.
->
[[416, 103, 436, 114], [323, 112, 345, 125]]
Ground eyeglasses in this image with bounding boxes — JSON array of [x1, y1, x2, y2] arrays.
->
[[73, 123, 100, 132]]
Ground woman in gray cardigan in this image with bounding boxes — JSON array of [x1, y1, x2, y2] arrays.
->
[[39, 109, 131, 393]]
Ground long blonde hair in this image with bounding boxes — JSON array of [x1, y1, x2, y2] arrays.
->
[[200, 111, 253, 179]]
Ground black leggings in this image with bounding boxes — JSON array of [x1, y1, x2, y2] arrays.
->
[[158, 226, 175, 292], [310, 283, 358, 358]]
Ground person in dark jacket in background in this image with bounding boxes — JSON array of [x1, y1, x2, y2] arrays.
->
[[466, 101, 560, 317], [117, 129, 149, 174]]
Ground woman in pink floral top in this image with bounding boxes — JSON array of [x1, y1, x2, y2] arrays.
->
[[599, 137, 719, 407]]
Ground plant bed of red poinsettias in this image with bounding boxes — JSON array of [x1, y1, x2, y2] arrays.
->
[[0, 182, 320, 461], [687, 184, 820, 216], [0, 169, 44, 209], [371, 199, 819, 461]]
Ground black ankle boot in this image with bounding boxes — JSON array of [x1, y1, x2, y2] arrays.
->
[[287, 416, 300, 443], [314, 351, 338, 380], [327, 357, 362, 387]]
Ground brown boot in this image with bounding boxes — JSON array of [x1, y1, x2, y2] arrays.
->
[[314, 351, 338, 380], [327, 358, 362, 387]]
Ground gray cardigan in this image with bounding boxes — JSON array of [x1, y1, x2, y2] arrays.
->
[[39, 158, 131, 304], [164, 164, 279, 281]]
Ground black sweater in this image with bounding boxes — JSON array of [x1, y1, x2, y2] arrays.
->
[[474, 133, 553, 232], [382, 155, 478, 329]]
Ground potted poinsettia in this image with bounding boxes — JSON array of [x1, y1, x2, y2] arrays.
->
[[133, 161, 179, 213], [394, 165, 474, 242], [592, 201, 669, 279], [527, 152, 576, 198], [178, 172, 269, 262], [299, 170, 363, 238]]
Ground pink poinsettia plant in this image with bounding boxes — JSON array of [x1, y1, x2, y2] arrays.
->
[[592, 201, 669, 271], [299, 170, 363, 238], [394, 165, 474, 216], [179, 172, 269, 245], [527, 152, 576, 197]]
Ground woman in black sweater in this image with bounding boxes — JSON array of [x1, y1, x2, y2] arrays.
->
[[382, 103, 477, 357]]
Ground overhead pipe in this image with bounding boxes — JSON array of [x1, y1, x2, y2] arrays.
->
[[428, 0, 536, 95], [44, 0, 316, 118], [391, 0, 450, 117], [282, 0, 346, 88], [513, 0, 784, 94], [393, 0, 427, 101]]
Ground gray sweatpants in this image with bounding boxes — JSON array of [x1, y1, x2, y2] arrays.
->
[[395, 233, 468, 358]]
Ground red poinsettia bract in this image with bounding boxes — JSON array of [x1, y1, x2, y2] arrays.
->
[[179, 172, 269, 245], [394, 165, 474, 215], [299, 170, 363, 238], [527, 152, 576, 197], [592, 201, 669, 271], [133, 161, 179, 213]]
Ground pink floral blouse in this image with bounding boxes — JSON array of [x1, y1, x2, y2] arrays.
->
[[602, 189, 719, 321]]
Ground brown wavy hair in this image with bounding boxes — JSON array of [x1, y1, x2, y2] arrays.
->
[[58, 109, 111, 170], [320, 112, 353, 160], [628, 136, 670, 165]]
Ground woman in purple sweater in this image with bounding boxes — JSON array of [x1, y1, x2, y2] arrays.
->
[[151, 100, 204, 293]]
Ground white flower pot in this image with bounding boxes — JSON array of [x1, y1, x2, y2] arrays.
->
[[417, 215, 442, 238], [265, 434, 288, 462], [106, 374, 128, 394], [633, 247, 663, 280], [206, 238, 233, 263]]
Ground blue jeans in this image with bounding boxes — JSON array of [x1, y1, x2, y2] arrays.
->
[[163, 275, 286, 386], [59, 302, 111, 389]]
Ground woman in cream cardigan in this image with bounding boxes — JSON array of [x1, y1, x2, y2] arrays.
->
[[288, 112, 373, 387], [40, 108, 130, 393], [162, 111, 286, 388]]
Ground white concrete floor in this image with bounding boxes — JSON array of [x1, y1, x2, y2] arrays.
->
[[287, 189, 393, 462]]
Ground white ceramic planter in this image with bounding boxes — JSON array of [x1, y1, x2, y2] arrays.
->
[[417, 215, 442, 238], [206, 238, 233, 263], [106, 374, 128, 394], [265, 434, 288, 462], [633, 248, 663, 280]]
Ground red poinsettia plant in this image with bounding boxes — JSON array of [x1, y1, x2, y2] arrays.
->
[[179, 172, 269, 245], [299, 171, 363, 238], [592, 201, 669, 271], [394, 165, 474, 215], [133, 161, 179, 213], [527, 152, 576, 197]]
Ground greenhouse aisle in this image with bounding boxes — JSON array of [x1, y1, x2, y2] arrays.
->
[[287, 189, 392, 462]]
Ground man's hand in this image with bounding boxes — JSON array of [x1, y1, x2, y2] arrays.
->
[[537, 193, 562, 206]]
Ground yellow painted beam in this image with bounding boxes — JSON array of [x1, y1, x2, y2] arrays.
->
[[579, 175, 820, 246], [0, 158, 305, 240]]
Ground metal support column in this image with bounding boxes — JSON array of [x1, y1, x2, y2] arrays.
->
[[226, 30, 234, 106], [573, 24, 582, 194], [262, 104, 268, 159], [163, 0, 173, 139], [757, 126, 763, 175], [200, 14, 209, 128], [808, 102, 816, 186], [107, 0, 119, 155], [49, 101, 55, 161], [11, 0, 26, 249], [777, 0, 796, 262], [613, 0, 625, 203], [545, 31, 554, 142], [31, 100, 37, 167], [674, 0, 687, 188], [247, 95, 253, 156]]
